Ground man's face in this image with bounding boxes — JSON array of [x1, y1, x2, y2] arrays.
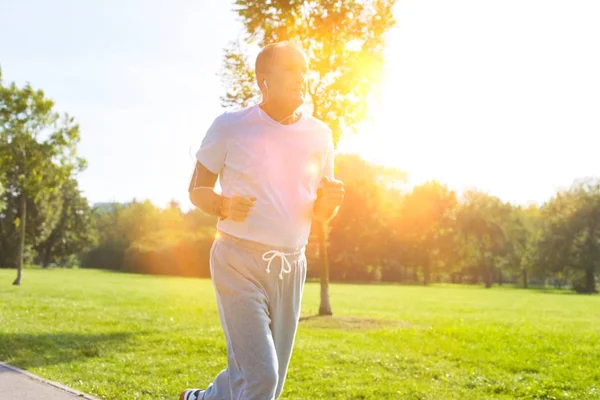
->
[[263, 46, 308, 109]]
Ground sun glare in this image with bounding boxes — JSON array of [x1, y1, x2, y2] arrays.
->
[[337, 30, 464, 194], [307, 161, 320, 177]]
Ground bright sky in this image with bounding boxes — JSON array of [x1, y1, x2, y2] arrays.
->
[[1, 0, 599, 208]]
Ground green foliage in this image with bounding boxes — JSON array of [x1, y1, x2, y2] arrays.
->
[[0, 70, 84, 199], [0, 154, 65, 266], [124, 229, 214, 277], [219, 40, 261, 109], [394, 181, 458, 285], [327, 179, 388, 281], [454, 191, 513, 287], [316, 157, 598, 292], [34, 178, 97, 267], [81, 201, 218, 277], [530, 178, 600, 293], [70, 152, 598, 294], [81, 203, 128, 271]]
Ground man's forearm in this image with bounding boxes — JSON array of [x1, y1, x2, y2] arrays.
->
[[189, 187, 224, 218], [313, 198, 340, 223]]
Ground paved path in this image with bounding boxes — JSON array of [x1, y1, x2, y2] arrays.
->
[[0, 362, 99, 400]]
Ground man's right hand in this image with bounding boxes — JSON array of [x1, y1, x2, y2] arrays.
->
[[189, 161, 257, 221], [221, 196, 257, 221]]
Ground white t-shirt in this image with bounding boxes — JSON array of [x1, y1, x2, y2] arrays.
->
[[196, 104, 334, 249]]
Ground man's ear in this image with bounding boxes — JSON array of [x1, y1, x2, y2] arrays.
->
[[257, 73, 266, 91]]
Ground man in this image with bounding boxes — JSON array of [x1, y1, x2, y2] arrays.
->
[[181, 41, 344, 400]]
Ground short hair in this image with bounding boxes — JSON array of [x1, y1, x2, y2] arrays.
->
[[255, 41, 304, 74]]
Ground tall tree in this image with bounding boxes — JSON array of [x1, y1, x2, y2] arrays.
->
[[0, 69, 84, 284], [221, 0, 398, 314]]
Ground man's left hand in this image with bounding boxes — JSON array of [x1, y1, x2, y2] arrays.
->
[[314, 177, 344, 222]]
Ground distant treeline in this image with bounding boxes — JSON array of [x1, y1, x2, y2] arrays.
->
[[2, 153, 598, 293]]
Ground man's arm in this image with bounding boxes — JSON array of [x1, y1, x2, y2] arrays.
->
[[188, 161, 224, 218], [188, 161, 256, 221], [313, 136, 343, 223], [313, 177, 344, 223]]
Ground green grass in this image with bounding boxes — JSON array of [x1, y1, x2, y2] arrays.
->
[[1, 269, 599, 400]]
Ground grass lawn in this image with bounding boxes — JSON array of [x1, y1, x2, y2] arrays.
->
[[0, 269, 599, 399]]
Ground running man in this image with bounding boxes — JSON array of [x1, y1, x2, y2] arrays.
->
[[182, 41, 344, 400]]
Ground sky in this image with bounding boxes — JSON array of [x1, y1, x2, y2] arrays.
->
[[1, 0, 599, 209]]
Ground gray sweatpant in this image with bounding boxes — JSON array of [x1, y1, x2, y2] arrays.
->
[[202, 231, 307, 400]]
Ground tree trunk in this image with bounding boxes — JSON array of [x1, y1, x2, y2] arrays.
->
[[311, 104, 332, 315], [423, 260, 430, 286], [43, 247, 51, 267], [521, 268, 528, 288], [483, 263, 493, 288], [13, 195, 26, 286], [317, 221, 332, 316], [585, 268, 597, 293]]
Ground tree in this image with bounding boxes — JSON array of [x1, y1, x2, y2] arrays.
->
[[501, 204, 539, 288], [568, 181, 600, 293], [394, 181, 458, 285], [82, 203, 129, 271], [159, 200, 186, 232], [117, 200, 161, 243], [35, 178, 97, 267], [327, 155, 403, 282], [532, 179, 600, 293], [0, 175, 63, 267], [0, 69, 84, 284], [221, 0, 398, 315], [219, 40, 262, 109], [456, 191, 510, 288]]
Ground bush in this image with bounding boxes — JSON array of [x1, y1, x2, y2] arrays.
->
[[81, 241, 128, 271], [123, 228, 215, 278]]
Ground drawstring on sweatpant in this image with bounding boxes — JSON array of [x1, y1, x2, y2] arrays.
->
[[262, 250, 293, 280]]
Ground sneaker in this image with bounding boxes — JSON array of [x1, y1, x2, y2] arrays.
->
[[179, 389, 205, 400]]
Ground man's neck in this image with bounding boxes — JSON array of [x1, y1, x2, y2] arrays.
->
[[259, 102, 301, 125]]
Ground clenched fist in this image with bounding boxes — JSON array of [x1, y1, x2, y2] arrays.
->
[[221, 196, 257, 222], [314, 177, 344, 222]]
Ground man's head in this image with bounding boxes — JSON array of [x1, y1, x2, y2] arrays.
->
[[255, 42, 308, 111]]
